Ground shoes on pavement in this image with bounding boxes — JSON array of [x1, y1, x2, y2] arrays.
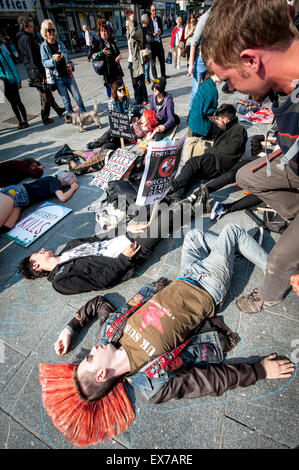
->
[[43, 118, 54, 125], [57, 107, 66, 117], [187, 184, 211, 213], [18, 121, 29, 129], [210, 201, 227, 220], [236, 288, 281, 314]]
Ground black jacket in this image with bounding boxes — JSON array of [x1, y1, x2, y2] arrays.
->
[[147, 15, 164, 45], [17, 30, 45, 81], [212, 117, 248, 173], [48, 235, 134, 295]]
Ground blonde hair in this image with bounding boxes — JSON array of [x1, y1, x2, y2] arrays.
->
[[40, 19, 56, 40]]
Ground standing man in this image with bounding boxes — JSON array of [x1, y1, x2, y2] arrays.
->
[[17, 16, 65, 125], [82, 25, 92, 62], [187, 5, 212, 109], [201, 0, 299, 313], [148, 4, 167, 79]]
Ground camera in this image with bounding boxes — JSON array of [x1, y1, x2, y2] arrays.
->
[[28, 80, 48, 93]]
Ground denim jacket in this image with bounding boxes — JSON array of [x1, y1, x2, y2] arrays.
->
[[97, 280, 224, 401], [40, 39, 70, 78]]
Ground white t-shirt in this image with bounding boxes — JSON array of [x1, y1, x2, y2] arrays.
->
[[174, 27, 183, 46], [152, 17, 160, 42]]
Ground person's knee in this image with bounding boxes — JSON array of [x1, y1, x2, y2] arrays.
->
[[267, 245, 297, 273], [236, 165, 250, 191]]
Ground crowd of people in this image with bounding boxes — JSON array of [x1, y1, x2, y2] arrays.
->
[[0, 0, 298, 449]]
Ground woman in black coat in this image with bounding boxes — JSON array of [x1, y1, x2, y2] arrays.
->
[[92, 23, 124, 98]]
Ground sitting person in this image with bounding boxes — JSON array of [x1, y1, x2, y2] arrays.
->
[[167, 104, 248, 202], [0, 158, 43, 187], [18, 203, 191, 295], [39, 223, 294, 447], [0, 171, 78, 232], [149, 77, 180, 140], [183, 71, 221, 163], [87, 80, 140, 151]]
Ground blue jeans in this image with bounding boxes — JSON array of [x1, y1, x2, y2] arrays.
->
[[0, 184, 29, 208], [54, 75, 86, 114], [179, 224, 268, 305], [189, 54, 207, 110], [144, 62, 150, 81]]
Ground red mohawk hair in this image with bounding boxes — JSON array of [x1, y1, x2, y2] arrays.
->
[[143, 109, 159, 132], [39, 363, 135, 447]]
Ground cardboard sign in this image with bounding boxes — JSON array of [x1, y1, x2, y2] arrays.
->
[[91, 148, 139, 188], [108, 110, 135, 141], [4, 202, 72, 247], [136, 135, 185, 206]]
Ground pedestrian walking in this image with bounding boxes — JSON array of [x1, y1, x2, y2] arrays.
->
[[0, 45, 29, 129], [148, 3, 167, 79]]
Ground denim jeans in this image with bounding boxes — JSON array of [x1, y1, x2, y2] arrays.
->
[[189, 54, 207, 110], [179, 224, 268, 305], [144, 62, 150, 81], [0, 184, 29, 208], [54, 75, 86, 114]]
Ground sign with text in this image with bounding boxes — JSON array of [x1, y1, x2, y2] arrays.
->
[[108, 110, 135, 141], [0, 0, 35, 12], [4, 202, 72, 247], [136, 135, 185, 206], [91, 148, 138, 188]]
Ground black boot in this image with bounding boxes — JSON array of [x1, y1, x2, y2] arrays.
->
[[55, 144, 75, 165]]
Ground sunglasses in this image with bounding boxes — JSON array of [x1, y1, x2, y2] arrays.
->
[[118, 87, 125, 92], [47, 28, 56, 33]]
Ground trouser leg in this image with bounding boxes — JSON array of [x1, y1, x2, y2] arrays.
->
[[206, 159, 252, 194], [180, 224, 268, 304], [236, 154, 299, 221], [259, 212, 299, 301], [224, 194, 262, 213], [39, 88, 51, 122]]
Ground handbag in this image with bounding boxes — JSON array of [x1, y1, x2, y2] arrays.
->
[[92, 58, 105, 75], [45, 67, 57, 92], [165, 51, 172, 64], [140, 48, 151, 65]]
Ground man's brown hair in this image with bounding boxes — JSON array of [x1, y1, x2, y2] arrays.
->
[[201, 0, 299, 68]]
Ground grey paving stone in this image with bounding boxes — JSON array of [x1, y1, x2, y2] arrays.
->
[[0, 409, 49, 449], [0, 345, 26, 394], [225, 311, 299, 448], [221, 417, 289, 449]]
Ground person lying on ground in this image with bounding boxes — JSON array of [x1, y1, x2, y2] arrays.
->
[[166, 104, 247, 202], [39, 223, 294, 447], [0, 171, 78, 232], [18, 203, 191, 295], [0, 158, 43, 187], [54, 110, 159, 176]]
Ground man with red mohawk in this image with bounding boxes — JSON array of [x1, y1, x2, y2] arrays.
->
[[40, 225, 294, 447]]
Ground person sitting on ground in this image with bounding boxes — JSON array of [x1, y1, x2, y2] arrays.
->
[[0, 158, 43, 187], [0, 171, 78, 233], [149, 77, 180, 140], [167, 104, 247, 202], [183, 71, 221, 163], [18, 202, 190, 295], [87, 80, 140, 151], [39, 223, 294, 447]]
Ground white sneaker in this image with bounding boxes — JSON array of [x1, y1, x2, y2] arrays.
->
[[210, 201, 226, 220]]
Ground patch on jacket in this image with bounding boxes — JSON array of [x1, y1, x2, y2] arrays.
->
[[127, 293, 145, 306]]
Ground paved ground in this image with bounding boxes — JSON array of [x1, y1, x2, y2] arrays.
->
[[0, 37, 298, 451]]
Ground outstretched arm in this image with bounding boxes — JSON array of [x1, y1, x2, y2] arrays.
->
[[150, 354, 294, 403], [54, 295, 116, 356]]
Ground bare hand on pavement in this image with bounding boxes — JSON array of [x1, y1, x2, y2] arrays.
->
[[262, 353, 295, 379]]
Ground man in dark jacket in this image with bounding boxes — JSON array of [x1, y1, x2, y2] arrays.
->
[[39, 224, 294, 447], [18, 206, 189, 294], [167, 104, 247, 201], [17, 16, 65, 125], [147, 4, 167, 78]]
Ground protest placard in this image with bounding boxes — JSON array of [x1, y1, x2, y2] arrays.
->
[[91, 148, 139, 188], [108, 110, 135, 141], [136, 135, 185, 206], [4, 202, 72, 247]]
